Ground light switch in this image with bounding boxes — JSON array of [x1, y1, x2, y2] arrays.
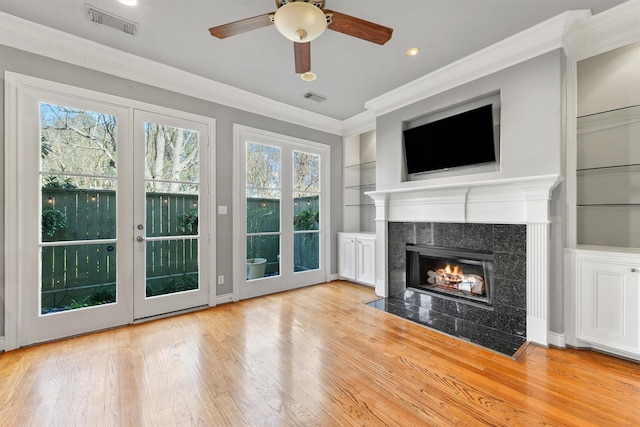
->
[[218, 205, 228, 215]]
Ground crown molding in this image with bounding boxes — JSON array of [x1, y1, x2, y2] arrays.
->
[[0, 12, 343, 135], [564, 0, 640, 61], [341, 110, 376, 138], [364, 10, 591, 117]]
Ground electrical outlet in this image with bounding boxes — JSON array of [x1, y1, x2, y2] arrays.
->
[[217, 275, 224, 285]]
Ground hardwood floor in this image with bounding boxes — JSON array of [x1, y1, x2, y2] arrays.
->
[[1, 281, 639, 426]]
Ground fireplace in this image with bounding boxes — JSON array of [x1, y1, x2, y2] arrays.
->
[[406, 244, 494, 306]]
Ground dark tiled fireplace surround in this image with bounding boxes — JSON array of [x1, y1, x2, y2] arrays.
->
[[369, 222, 527, 357]]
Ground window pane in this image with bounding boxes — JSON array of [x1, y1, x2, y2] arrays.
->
[[40, 103, 117, 176], [41, 243, 117, 314], [145, 123, 199, 182], [145, 183, 199, 237], [247, 235, 280, 280], [42, 176, 117, 242], [294, 232, 319, 272], [246, 142, 281, 196], [247, 198, 280, 233], [145, 239, 199, 297], [293, 151, 320, 192], [294, 194, 319, 231]]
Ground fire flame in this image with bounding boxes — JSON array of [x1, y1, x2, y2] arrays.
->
[[444, 263, 461, 275]]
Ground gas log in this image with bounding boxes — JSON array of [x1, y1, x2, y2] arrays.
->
[[426, 266, 485, 295]]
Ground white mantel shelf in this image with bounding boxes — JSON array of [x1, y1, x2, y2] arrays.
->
[[367, 173, 563, 346], [366, 174, 563, 225]]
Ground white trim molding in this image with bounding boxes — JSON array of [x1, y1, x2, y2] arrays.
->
[[364, 10, 591, 118], [367, 174, 562, 346], [0, 12, 343, 136]]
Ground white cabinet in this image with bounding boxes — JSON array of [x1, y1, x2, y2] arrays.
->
[[576, 251, 640, 359], [338, 233, 356, 281], [338, 233, 375, 286]]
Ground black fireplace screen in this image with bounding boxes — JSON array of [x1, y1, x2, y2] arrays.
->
[[406, 244, 494, 305]]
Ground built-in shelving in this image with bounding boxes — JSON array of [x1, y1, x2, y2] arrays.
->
[[576, 104, 640, 248], [343, 132, 376, 232]]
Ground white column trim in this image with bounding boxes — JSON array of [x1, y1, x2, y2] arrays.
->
[[527, 223, 551, 346]]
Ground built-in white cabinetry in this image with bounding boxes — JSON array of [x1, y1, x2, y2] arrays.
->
[[338, 232, 376, 286], [567, 38, 640, 360], [575, 250, 640, 359]]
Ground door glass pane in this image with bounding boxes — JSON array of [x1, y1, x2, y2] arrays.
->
[[246, 142, 281, 280], [41, 243, 117, 314], [145, 183, 199, 238], [293, 151, 320, 273], [40, 103, 117, 176], [39, 103, 119, 314], [42, 176, 117, 242], [144, 121, 200, 297], [145, 123, 199, 182], [145, 239, 198, 297]]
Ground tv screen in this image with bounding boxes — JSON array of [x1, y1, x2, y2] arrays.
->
[[403, 104, 497, 175]]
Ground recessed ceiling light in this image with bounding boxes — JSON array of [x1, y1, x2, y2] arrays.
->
[[118, 0, 139, 6], [301, 72, 317, 82], [406, 47, 420, 56]]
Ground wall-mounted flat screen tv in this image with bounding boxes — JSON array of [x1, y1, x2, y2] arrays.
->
[[403, 104, 497, 175]]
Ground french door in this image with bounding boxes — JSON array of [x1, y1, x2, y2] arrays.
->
[[234, 125, 329, 300], [6, 77, 212, 347], [132, 110, 210, 319]]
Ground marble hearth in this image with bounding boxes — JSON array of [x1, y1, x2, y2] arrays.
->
[[369, 222, 527, 357]]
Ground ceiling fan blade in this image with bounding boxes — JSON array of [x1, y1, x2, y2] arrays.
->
[[325, 10, 393, 45], [294, 42, 311, 74], [209, 13, 274, 39]]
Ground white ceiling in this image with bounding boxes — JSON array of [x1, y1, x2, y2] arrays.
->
[[0, 0, 627, 121]]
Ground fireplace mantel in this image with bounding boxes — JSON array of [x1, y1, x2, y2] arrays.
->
[[365, 174, 563, 346], [366, 174, 563, 225]]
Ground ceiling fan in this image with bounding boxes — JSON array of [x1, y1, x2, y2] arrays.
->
[[208, 0, 393, 76]]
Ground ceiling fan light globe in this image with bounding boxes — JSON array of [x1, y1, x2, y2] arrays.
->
[[274, 2, 327, 42]]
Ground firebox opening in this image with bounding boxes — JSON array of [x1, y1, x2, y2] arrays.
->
[[406, 245, 494, 306]]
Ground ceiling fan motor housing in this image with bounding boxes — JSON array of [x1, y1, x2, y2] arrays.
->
[[274, 1, 328, 42]]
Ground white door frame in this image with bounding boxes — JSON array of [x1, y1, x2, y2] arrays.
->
[[3, 72, 217, 350], [232, 124, 330, 301]]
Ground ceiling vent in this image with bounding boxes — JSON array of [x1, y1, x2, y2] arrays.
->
[[86, 4, 138, 35], [303, 91, 328, 103]]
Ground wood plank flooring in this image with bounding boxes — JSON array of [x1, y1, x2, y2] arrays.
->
[[1, 281, 639, 426]]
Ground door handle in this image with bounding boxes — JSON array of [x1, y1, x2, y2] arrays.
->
[[136, 236, 145, 242], [632, 268, 639, 273]]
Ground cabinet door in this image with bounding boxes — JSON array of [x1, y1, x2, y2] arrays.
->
[[356, 236, 376, 286], [338, 234, 356, 280], [577, 259, 640, 353]]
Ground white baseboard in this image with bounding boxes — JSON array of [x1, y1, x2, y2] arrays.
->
[[0, 337, 5, 352], [548, 331, 566, 348], [328, 273, 339, 282], [216, 293, 235, 305]]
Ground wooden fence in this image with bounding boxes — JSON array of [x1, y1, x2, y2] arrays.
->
[[41, 188, 198, 311], [39, 189, 319, 310]]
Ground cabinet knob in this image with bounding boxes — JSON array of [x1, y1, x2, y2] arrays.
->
[[632, 268, 639, 273]]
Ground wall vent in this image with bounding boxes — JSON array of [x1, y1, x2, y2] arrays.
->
[[86, 4, 138, 35], [303, 92, 328, 103]]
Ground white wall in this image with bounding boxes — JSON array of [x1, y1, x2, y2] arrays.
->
[[577, 41, 640, 116], [376, 51, 564, 192]]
